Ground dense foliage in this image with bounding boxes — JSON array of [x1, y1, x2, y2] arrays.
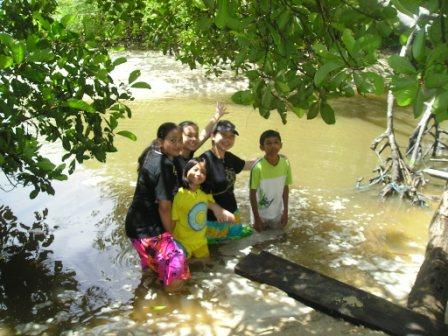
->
[[133, 0, 400, 123], [0, 0, 144, 198], [95, 0, 447, 127]]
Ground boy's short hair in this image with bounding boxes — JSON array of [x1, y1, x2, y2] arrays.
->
[[259, 130, 281, 146]]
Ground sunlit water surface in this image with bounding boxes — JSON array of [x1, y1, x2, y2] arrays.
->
[[0, 51, 443, 336]]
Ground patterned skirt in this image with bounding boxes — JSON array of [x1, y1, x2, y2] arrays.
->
[[131, 232, 190, 286]]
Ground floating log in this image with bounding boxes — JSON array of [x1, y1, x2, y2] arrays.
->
[[235, 251, 448, 336]]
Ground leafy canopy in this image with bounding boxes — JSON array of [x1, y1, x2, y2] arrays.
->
[[0, 0, 143, 198], [100, 0, 447, 126]]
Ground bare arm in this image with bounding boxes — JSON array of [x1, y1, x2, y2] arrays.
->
[[197, 102, 228, 149], [243, 159, 258, 171], [159, 200, 174, 233], [208, 202, 235, 223], [250, 189, 264, 232], [281, 185, 289, 227]]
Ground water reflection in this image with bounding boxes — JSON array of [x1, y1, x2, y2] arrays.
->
[[0, 205, 78, 334], [0, 205, 114, 335]]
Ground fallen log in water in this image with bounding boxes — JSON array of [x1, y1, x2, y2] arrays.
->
[[235, 251, 448, 336]]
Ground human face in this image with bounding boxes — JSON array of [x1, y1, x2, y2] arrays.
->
[[212, 131, 235, 152], [181, 125, 199, 152], [186, 162, 206, 187], [261, 136, 282, 156], [160, 128, 182, 158]]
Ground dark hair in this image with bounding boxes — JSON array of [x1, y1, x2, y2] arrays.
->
[[137, 122, 179, 173], [157, 122, 178, 140], [179, 120, 198, 131], [259, 130, 281, 146], [182, 158, 205, 189]]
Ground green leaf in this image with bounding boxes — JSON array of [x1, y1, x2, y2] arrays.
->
[[0, 33, 13, 47], [11, 42, 25, 64], [413, 86, 425, 118], [292, 106, 306, 118], [28, 49, 54, 62], [390, 0, 421, 16], [53, 174, 68, 181], [128, 69, 141, 84], [0, 55, 13, 69], [424, 73, 448, 89], [261, 88, 274, 109], [433, 92, 448, 114], [412, 29, 425, 61], [37, 158, 56, 171], [395, 83, 418, 106], [231, 90, 253, 105], [131, 81, 151, 89], [342, 29, 356, 52], [246, 70, 259, 80], [314, 61, 344, 87], [197, 17, 212, 31], [61, 14, 76, 27], [66, 98, 95, 113], [112, 56, 127, 68], [117, 130, 137, 141], [320, 102, 335, 125], [215, 0, 229, 29], [307, 102, 319, 120], [388, 55, 417, 75], [355, 72, 385, 95], [30, 189, 39, 199], [278, 10, 290, 30]]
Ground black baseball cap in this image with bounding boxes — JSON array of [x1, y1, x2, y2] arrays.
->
[[214, 120, 239, 135]]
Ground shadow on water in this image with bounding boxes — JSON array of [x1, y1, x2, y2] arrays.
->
[[0, 205, 113, 335]]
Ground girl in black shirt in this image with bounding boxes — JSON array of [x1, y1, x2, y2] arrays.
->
[[125, 122, 190, 291], [200, 120, 256, 243]]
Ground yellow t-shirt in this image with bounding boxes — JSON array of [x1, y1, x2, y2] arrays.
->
[[172, 187, 214, 253]]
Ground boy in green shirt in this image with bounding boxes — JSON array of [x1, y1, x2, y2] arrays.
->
[[249, 130, 292, 232]]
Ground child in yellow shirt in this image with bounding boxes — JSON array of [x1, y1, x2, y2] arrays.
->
[[172, 158, 235, 259]]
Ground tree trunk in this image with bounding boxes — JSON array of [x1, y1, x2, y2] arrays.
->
[[407, 189, 448, 321]]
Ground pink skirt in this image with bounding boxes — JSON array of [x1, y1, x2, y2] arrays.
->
[[131, 232, 190, 286]]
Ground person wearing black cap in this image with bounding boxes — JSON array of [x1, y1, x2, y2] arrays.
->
[[200, 120, 255, 243]]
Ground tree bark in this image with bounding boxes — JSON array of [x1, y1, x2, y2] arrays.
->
[[407, 189, 448, 321], [407, 97, 435, 168]]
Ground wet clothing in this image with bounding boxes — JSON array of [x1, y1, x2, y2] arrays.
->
[[174, 152, 194, 185], [131, 233, 190, 286], [126, 150, 189, 285], [125, 150, 179, 239], [200, 149, 253, 242], [172, 187, 214, 257], [250, 155, 292, 224], [199, 150, 245, 221]]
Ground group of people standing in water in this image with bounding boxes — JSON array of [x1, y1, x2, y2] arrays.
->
[[125, 103, 292, 291]]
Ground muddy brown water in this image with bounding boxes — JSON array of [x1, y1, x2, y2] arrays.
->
[[0, 52, 443, 335]]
